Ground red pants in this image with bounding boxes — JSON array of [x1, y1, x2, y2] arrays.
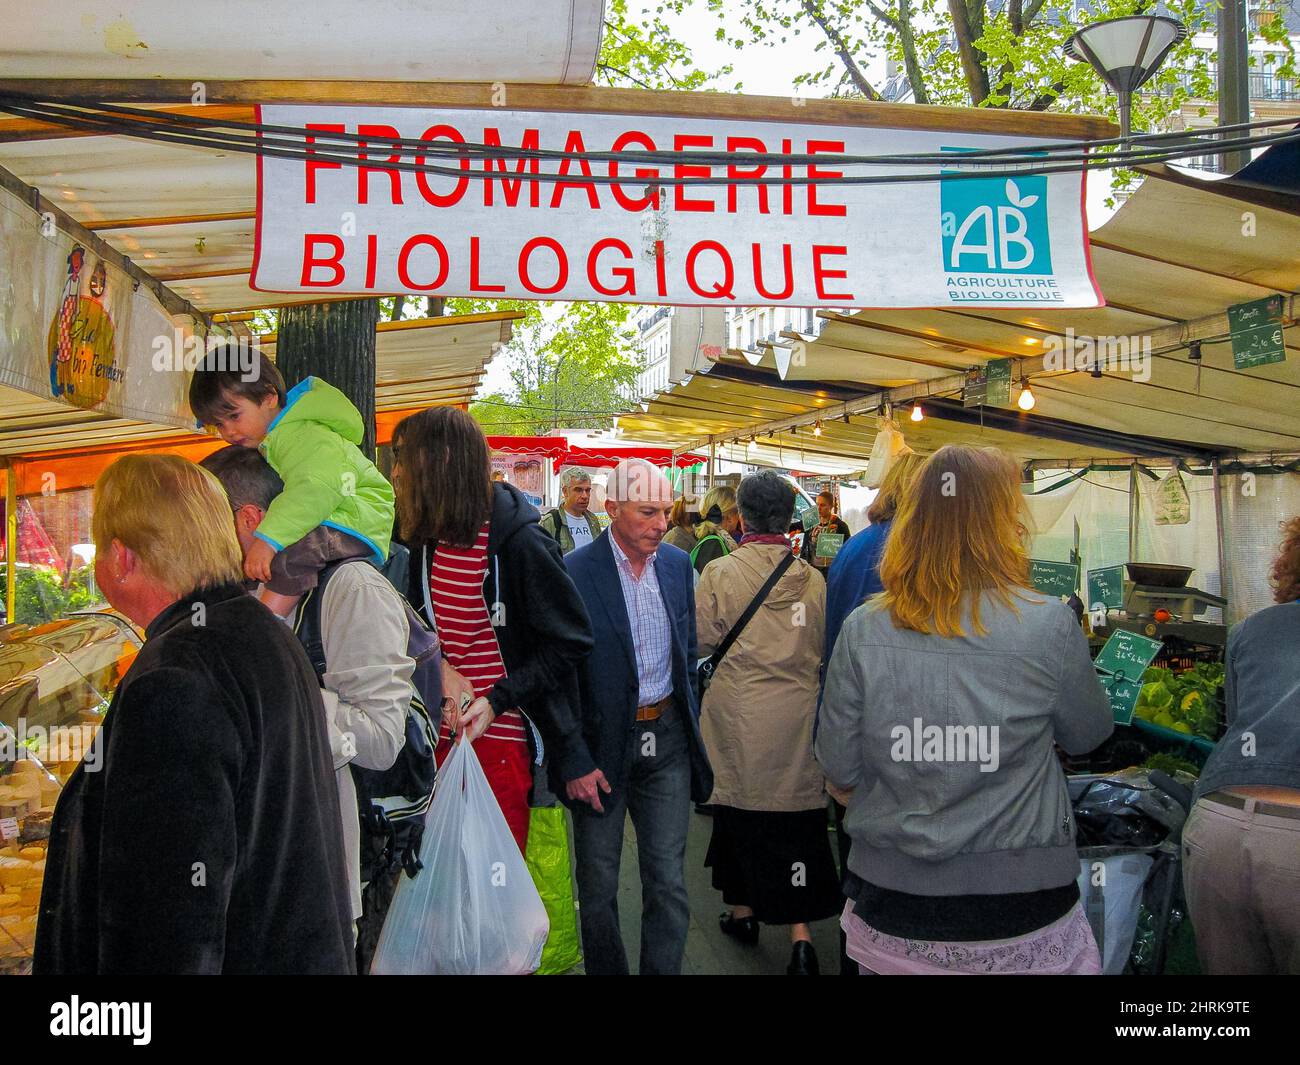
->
[[435, 729, 532, 856]]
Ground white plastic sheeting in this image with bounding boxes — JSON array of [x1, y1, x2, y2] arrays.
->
[[1026, 462, 1300, 625], [0, 1, 604, 84]]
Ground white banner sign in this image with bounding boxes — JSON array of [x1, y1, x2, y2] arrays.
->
[[0, 184, 202, 428], [253, 105, 1103, 308]]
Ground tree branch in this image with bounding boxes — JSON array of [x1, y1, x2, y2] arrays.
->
[[1028, 81, 1066, 111], [799, 0, 884, 100], [1023, 0, 1048, 24], [947, 0, 991, 104], [895, 0, 931, 105], [596, 62, 657, 90], [1010, 0, 1023, 35]]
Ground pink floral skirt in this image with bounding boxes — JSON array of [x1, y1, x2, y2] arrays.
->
[[840, 899, 1102, 975]]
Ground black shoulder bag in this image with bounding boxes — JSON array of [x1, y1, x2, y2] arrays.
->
[[697, 551, 796, 693]]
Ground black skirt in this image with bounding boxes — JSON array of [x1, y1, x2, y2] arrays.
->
[[705, 805, 844, 925]]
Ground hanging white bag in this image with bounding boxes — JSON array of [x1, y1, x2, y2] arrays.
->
[[863, 417, 912, 489], [370, 738, 550, 975], [1154, 466, 1191, 526]]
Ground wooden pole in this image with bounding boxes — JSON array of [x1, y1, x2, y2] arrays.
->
[[4, 463, 16, 623], [275, 298, 381, 460]]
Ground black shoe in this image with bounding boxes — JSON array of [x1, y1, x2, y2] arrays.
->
[[719, 912, 760, 945], [787, 941, 819, 976], [694, 803, 714, 816]]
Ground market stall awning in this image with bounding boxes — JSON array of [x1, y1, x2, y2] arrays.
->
[[709, 151, 1300, 461], [0, 312, 516, 460], [0, 1, 603, 84], [610, 361, 1145, 475]]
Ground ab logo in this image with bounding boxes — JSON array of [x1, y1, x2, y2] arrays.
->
[[940, 148, 1052, 276]]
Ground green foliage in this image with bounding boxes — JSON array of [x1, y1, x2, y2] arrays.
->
[[598, 0, 735, 90], [690, 0, 1288, 133], [464, 301, 643, 435], [1, 565, 103, 626]]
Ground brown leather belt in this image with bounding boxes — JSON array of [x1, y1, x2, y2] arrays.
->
[[635, 696, 672, 722], [1206, 791, 1300, 822]]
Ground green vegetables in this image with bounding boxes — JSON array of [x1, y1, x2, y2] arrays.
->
[[1132, 662, 1225, 740], [1141, 752, 1202, 779]]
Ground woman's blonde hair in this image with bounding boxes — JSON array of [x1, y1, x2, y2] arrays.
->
[[878, 445, 1032, 637], [94, 454, 244, 596], [866, 451, 927, 524], [696, 485, 737, 540]]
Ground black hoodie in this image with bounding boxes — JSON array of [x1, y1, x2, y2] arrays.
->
[[405, 481, 597, 782]]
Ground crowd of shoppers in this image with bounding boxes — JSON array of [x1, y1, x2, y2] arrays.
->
[[31, 387, 1298, 976]]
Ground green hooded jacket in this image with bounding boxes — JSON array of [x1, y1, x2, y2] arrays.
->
[[255, 377, 394, 562]]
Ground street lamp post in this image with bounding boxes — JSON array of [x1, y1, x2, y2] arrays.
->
[[1065, 15, 1188, 148]]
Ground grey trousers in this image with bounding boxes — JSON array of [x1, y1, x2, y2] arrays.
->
[[572, 704, 692, 975], [1182, 794, 1300, 975]]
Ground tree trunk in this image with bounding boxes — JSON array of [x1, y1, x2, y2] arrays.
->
[[276, 298, 381, 460]]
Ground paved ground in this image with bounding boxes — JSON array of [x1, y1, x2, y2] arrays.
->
[[567, 806, 846, 976]]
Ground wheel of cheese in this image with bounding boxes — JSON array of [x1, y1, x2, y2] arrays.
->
[[0, 858, 33, 887]]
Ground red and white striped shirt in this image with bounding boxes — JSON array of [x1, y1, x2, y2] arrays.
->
[[429, 523, 527, 745]]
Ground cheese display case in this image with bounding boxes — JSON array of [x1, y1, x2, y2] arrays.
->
[[0, 612, 142, 974]]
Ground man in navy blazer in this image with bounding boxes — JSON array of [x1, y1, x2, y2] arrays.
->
[[562, 459, 713, 975]]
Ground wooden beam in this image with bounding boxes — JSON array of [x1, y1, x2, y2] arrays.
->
[[0, 81, 1116, 140], [0, 104, 251, 143], [85, 210, 255, 231]]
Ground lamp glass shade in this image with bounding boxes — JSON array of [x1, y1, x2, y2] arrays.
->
[[1064, 16, 1187, 93]]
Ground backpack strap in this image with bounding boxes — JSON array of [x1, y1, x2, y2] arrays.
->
[[689, 533, 728, 568], [698, 552, 795, 684], [291, 559, 353, 681]]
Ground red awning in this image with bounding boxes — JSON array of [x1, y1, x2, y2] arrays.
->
[[486, 436, 570, 460], [562, 446, 705, 470]]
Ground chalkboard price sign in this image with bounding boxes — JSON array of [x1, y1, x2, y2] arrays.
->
[[1103, 673, 1143, 725], [986, 358, 1012, 407], [1030, 559, 1079, 598], [1086, 565, 1126, 611], [1093, 628, 1164, 681], [1228, 295, 1287, 370], [962, 366, 987, 408]]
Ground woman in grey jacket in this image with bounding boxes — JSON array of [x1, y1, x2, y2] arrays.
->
[[1182, 517, 1300, 974], [817, 445, 1113, 975]]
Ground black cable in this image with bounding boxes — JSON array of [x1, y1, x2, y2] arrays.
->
[[13, 92, 1296, 166], [2, 94, 1297, 187]]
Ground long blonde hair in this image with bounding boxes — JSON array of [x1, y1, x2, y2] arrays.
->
[[878, 445, 1032, 637], [696, 485, 737, 541], [867, 451, 926, 524], [94, 454, 244, 596]]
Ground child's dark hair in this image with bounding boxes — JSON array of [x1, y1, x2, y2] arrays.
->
[[188, 341, 287, 424]]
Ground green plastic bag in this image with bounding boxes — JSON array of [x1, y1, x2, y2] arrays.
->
[[525, 805, 582, 975]]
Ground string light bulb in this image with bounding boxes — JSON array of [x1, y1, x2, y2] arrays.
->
[[910, 403, 924, 422], [1018, 380, 1037, 411]]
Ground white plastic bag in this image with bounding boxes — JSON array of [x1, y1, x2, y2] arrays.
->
[[371, 739, 549, 975], [1154, 467, 1191, 525], [1076, 854, 1153, 975], [863, 418, 912, 489]]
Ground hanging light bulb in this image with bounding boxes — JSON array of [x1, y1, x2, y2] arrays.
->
[[910, 403, 924, 422], [813, 420, 823, 437], [748, 437, 758, 453], [1018, 380, 1037, 411]]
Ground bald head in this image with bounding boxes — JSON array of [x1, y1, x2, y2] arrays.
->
[[605, 458, 673, 505], [605, 459, 674, 566]]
